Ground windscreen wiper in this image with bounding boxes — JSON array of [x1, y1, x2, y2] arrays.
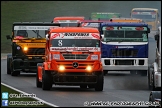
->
[[118, 40, 123, 42], [32, 30, 42, 38], [106, 39, 111, 43]]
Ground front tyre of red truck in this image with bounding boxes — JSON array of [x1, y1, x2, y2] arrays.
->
[[42, 68, 53, 90], [36, 63, 43, 88], [95, 74, 104, 91]]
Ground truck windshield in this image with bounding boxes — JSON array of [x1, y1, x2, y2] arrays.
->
[[131, 11, 157, 21], [102, 27, 148, 42], [59, 23, 79, 27], [14, 30, 46, 38], [51, 39, 100, 47], [13, 25, 57, 38], [91, 13, 121, 20], [81, 22, 100, 28]]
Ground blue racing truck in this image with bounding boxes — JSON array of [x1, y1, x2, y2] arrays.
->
[[100, 22, 150, 76]]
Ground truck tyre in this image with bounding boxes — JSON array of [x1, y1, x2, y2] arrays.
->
[[42, 69, 52, 90], [36, 63, 42, 88], [149, 91, 161, 107], [103, 70, 108, 75], [10, 62, 20, 76], [11, 71, 20, 76], [95, 74, 104, 91], [80, 85, 87, 89], [151, 73, 156, 91], [148, 68, 151, 90], [7, 54, 12, 74]]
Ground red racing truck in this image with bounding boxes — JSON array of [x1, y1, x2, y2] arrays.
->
[[36, 27, 104, 91], [52, 16, 85, 27]]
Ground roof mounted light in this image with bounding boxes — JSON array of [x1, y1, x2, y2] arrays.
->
[[135, 27, 144, 30], [106, 26, 114, 30]]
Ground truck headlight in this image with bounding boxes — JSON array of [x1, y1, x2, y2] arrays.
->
[[58, 65, 65, 71], [91, 55, 98, 60], [53, 54, 60, 59], [23, 47, 28, 51], [86, 66, 92, 72]]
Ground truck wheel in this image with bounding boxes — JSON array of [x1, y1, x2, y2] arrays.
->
[[148, 67, 154, 90], [36, 63, 42, 88], [103, 70, 108, 76], [80, 85, 87, 89], [42, 69, 52, 90], [151, 73, 156, 91], [95, 74, 104, 91], [148, 68, 151, 90], [7, 56, 11, 74], [11, 71, 20, 76], [140, 70, 147, 76], [149, 91, 161, 107], [10, 62, 20, 76]]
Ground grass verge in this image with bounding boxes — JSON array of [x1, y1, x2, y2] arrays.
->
[[1, 84, 52, 107]]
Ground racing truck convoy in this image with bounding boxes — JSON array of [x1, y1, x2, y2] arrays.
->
[[148, 26, 161, 107], [52, 16, 85, 27], [6, 22, 60, 76], [36, 27, 104, 91], [100, 22, 150, 75]]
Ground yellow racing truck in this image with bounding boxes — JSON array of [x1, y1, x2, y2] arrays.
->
[[130, 8, 160, 31], [6, 22, 60, 76]]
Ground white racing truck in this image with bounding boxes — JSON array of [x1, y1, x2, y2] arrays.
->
[[148, 26, 161, 107]]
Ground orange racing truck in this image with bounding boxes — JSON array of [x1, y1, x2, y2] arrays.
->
[[6, 22, 60, 76], [52, 16, 85, 27], [36, 27, 103, 91]]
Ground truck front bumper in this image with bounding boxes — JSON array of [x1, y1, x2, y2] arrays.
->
[[101, 58, 148, 71], [51, 71, 102, 85], [12, 58, 44, 72]]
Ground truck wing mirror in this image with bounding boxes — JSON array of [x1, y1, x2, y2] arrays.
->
[[147, 28, 150, 33], [100, 34, 104, 40], [154, 34, 159, 41], [6, 35, 11, 40], [46, 34, 50, 40]]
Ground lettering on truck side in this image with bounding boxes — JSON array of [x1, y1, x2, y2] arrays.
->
[[64, 33, 89, 36]]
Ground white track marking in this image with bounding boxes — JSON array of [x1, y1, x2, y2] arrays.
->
[[1, 82, 59, 107]]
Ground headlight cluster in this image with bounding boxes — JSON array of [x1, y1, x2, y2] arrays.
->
[[23, 47, 28, 51], [58, 65, 65, 71], [86, 66, 92, 72]]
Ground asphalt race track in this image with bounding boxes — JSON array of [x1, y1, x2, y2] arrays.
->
[[1, 32, 156, 107]]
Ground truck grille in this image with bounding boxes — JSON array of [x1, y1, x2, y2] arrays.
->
[[25, 48, 45, 55], [111, 49, 138, 57], [62, 54, 89, 60], [115, 60, 134, 65]]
